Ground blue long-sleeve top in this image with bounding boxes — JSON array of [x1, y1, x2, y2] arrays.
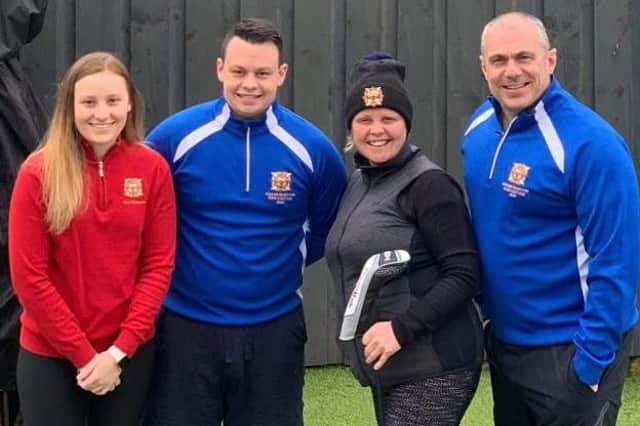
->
[[147, 97, 347, 325], [461, 77, 640, 385]]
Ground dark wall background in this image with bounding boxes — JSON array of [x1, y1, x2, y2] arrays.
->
[[19, 0, 640, 365]]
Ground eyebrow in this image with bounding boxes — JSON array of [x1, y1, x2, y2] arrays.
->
[[229, 65, 273, 71], [487, 50, 536, 59], [76, 94, 124, 99]]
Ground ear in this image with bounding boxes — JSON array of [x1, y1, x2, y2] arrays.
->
[[216, 57, 224, 82], [277, 63, 288, 87], [479, 55, 489, 81], [547, 48, 558, 74]]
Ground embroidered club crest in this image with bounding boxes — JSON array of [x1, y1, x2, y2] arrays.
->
[[271, 171, 292, 192], [124, 178, 143, 197], [508, 163, 530, 186], [362, 86, 384, 107]]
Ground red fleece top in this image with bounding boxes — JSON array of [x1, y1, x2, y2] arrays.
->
[[8, 139, 176, 368]]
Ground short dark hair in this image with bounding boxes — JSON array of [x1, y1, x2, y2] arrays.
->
[[220, 18, 283, 62]]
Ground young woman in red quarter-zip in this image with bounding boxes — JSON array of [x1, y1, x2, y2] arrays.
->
[[8, 52, 176, 426]]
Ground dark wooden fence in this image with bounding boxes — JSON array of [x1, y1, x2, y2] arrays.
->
[[19, 0, 640, 364]]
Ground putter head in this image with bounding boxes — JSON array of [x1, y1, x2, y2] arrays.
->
[[339, 250, 410, 341]]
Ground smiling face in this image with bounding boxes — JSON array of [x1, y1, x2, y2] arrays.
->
[[74, 71, 131, 158], [216, 36, 287, 119], [350, 108, 407, 165], [480, 14, 557, 126]]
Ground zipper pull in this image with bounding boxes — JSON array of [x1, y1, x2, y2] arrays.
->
[[98, 161, 104, 177]]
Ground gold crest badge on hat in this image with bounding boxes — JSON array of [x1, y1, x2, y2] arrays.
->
[[362, 86, 384, 107], [124, 178, 143, 197], [508, 163, 530, 186], [271, 171, 292, 192]]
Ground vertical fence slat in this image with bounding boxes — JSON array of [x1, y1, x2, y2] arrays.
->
[[292, 0, 345, 366], [130, 0, 170, 129], [184, 1, 238, 107], [445, 0, 493, 180], [76, 0, 130, 62], [544, 0, 594, 106], [594, 1, 632, 142], [397, 0, 446, 166], [20, 0, 76, 113], [345, 0, 383, 67], [495, 0, 542, 16]]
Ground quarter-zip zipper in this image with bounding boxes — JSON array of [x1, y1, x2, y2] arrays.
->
[[488, 116, 517, 180], [245, 126, 251, 192], [97, 160, 107, 209]]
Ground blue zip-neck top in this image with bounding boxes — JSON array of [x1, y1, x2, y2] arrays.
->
[[147, 97, 347, 326], [462, 77, 640, 385]]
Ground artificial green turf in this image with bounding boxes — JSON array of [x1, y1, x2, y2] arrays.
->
[[304, 366, 375, 425], [304, 361, 640, 426]]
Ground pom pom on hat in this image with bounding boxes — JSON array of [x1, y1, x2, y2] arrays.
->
[[362, 51, 393, 61]]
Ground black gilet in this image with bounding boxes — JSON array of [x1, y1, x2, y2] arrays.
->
[[325, 143, 483, 388]]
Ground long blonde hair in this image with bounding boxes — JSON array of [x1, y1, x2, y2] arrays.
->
[[39, 52, 144, 234]]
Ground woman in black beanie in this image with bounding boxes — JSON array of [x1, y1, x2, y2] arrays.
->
[[325, 52, 483, 425]]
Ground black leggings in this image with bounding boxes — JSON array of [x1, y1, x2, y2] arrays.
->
[[17, 341, 154, 426], [380, 367, 481, 426]]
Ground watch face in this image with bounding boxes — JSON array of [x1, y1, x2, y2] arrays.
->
[[118, 356, 129, 368]]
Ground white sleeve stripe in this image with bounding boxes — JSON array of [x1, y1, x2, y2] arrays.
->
[[296, 219, 309, 300], [173, 104, 231, 163], [534, 101, 565, 173], [575, 225, 590, 302], [464, 108, 495, 136], [299, 220, 309, 274], [266, 108, 314, 172]]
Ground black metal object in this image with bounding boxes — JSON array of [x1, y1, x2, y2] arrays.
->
[[0, 0, 49, 413]]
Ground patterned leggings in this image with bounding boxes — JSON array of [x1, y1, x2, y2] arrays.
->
[[381, 367, 481, 426]]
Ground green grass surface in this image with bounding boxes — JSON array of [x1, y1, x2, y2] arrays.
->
[[304, 359, 640, 426]]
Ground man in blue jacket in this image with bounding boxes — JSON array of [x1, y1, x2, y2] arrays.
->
[[143, 18, 347, 426], [462, 11, 640, 426]]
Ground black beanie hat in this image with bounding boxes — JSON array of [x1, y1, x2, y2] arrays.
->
[[344, 51, 413, 132]]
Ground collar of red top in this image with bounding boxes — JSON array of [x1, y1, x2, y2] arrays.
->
[[78, 135, 125, 162]]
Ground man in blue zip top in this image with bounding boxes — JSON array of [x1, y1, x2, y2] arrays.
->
[[462, 11, 640, 426], [143, 17, 347, 426]]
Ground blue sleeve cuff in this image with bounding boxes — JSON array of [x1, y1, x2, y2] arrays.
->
[[572, 346, 612, 385]]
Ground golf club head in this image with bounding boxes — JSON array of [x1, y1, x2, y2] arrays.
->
[[339, 250, 411, 341]]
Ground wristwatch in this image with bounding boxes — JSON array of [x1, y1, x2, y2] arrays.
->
[[107, 345, 128, 367]]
